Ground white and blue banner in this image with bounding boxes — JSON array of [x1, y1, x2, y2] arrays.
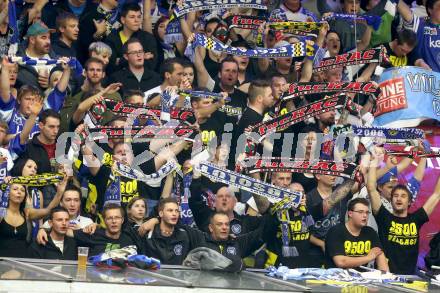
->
[[373, 66, 440, 127]]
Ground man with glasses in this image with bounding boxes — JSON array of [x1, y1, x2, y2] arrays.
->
[[325, 198, 388, 271], [108, 38, 160, 96], [71, 203, 143, 256]]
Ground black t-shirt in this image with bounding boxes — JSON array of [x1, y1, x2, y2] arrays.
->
[[73, 228, 138, 257], [213, 83, 248, 124], [375, 205, 429, 274], [382, 42, 418, 68], [292, 173, 317, 194], [228, 107, 264, 169], [199, 110, 227, 148], [265, 210, 315, 268], [325, 223, 382, 269], [306, 186, 352, 267]]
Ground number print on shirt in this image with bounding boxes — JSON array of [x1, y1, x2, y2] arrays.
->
[[344, 240, 371, 256], [388, 221, 418, 246]]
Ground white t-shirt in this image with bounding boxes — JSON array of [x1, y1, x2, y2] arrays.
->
[[52, 239, 64, 252]]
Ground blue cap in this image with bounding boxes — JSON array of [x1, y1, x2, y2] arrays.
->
[[377, 166, 398, 185], [26, 22, 51, 37]]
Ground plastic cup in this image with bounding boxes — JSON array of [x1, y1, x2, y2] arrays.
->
[[77, 247, 89, 269]]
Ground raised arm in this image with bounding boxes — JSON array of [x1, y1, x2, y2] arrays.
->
[[423, 174, 440, 216], [55, 58, 72, 93], [142, 0, 153, 34], [323, 178, 355, 213], [397, 0, 414, 23], [357, 26, 372, 52], [19, 96, 43, 145], [366, 151, 383, 215], [0, 57, 13, 103], [27, 176, 68, 220]]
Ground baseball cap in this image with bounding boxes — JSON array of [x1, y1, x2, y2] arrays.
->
[[377, 167, 398, 185], [26, 22, 52, 37]]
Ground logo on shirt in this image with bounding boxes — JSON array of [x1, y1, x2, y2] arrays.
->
[[231, 224, 242, 235], [344, 240, 372, 256], [226, 246, 236, 255], [375, 77, 407, 117], [424, 27, 438, 36], [388, 221, 418, 246], [174, 244, 183, 256], [430, 37, 440, 48]]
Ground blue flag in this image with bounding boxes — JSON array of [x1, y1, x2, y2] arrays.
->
[[8, 0, 19, 55], [104, 175, 121, 206]]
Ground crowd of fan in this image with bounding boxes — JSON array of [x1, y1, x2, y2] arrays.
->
[[0, 0, 440, 275]]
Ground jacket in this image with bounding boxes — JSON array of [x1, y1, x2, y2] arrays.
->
[[22, 135, 52, 174], [108, 67, 161, 96], [105, 29, 158, 72], [29, 235, 77, 260], [144, 225, 193, 265], [189, 178, 262, 235]]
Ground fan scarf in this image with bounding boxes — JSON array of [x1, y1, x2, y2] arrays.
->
[[9, 56, 83, 77], [313, 46, 385, 73], [91, 99, 195, 123], [385, 150, 440, 158], [331, 125, 425, 140], [89, 245, 161, 270], [192, 33, 316, 58], [0, 173, 63, 218], [247, 157, 357, 179], [225, 15, 266, 30], [164, 18, 183, 45], [88, 125, 197, 141], [268, 21, 324, 36], [173, 0, 267, 17], [104, 174, 121, 207], [8, 0, 18, 55], [196, 161, 303, 211], [245, 95, 347, 141], [114, 161, 178, 184], [178, 89, 231, 102], [323, 13, 382, 31], [281, 81, 380, 101], [0, 161, 8, 218]]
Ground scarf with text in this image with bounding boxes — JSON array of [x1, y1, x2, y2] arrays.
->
[[331, 125, 425, 141], [88, 125, 197, 142], [281, 82, 380, 101], [313, 46, 385, 73], [196, 161, 303, 211], [91, 99, 195, 124], [268, 21, 324, 37], [0, 161, 8, 218], [323, 13, 382, 31], [0, 173, 63, 218], [225, 15, 266, 30], [247, 157, 357, 179], [9, 56, 83, 77], [192, 33, 316, 58], [245, 95, 347, 142], [173, 0, 267, 17], [178, 89, 231, 103], [114, 161, 178, 185]]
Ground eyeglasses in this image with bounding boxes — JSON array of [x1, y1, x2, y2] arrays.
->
[[127, 50, 144, 56], [106, 216, 123, 221], [352, 210, 371, 215]]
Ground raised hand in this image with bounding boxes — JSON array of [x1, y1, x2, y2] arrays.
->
[[29, 95, 44, 116], [103, 83, 122, 95]]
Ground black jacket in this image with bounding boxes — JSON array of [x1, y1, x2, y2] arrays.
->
[[105, 29, 159, 73], [22, 135, 52, 174], [52, 38, 78, 58], [29, 235, 77, 260], [189, 178, 262, 235], [144, 225, 193, 265], [184, 217, 269, 272], [108, 67, 161, 96]]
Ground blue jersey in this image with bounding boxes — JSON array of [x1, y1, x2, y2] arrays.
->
[[405, 16, 440, 72]]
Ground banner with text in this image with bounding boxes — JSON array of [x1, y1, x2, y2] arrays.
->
[[373, 66, 440, 127]]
